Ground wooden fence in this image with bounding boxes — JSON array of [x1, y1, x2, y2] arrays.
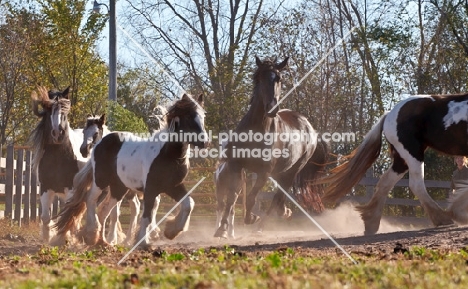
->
[[0, 144, 452, 227], [0, 145, 41, 225]]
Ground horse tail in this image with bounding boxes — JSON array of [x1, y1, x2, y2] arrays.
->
[[293, 138, 330, 213], [320, 114, 387, 204], [54, 160, 94, 235]]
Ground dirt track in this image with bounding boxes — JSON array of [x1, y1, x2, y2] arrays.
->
[[1, 202, 467, 257]]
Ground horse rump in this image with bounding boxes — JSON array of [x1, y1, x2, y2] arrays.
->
[[292, 138, 330, 213]]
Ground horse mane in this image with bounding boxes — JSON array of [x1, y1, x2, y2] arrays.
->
[[430, 93, 468, 101], [253, 59, 275, 82], [29, 86, 72, 175], [166, 95, 202, 131]]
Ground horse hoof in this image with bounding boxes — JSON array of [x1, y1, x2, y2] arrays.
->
[[84, 231, 100, 246], [283, 208, 292, 219], [150, 230, 160, 241], [164, 229, 182, 240], [244, 213, 260, 225], [363, 229, 377, 236], [214, 229, 228, 239]]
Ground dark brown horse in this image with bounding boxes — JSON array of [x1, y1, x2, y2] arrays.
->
[[214, 57, 328, 238]]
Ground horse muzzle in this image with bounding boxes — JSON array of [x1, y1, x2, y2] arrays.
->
[[80, 144, 91, 158], [51, 128, 65, 144]]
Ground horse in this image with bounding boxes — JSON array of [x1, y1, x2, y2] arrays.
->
[[318, 94, 468, 235], [214, 56, 329, 238], [29, 86, 89, 242], [54, 93, 208, 247], [79, 114, 162, 246]]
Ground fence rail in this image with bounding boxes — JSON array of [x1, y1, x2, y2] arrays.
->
[[0, 144, 452, 226]]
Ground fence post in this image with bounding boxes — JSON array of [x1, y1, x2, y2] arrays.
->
[[14, 149, 24, 226], [5, 145, 14, 219], [31, 165, 38, 222], [23, 150, 32, 225]]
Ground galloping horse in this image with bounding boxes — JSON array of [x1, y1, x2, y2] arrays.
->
[[55, 94, 208, 247], [79, 114, 162, 246], [214, 57, 329, 238], [29, 86, 88, 242], [319, 94, 468, 235]]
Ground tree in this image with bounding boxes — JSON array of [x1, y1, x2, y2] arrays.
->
[[116, 64, 169, 131], [123, 0, 288, 133], [0, 7, 43, 146], [0, 1, 111, 148], [32, 0, 109, 126]]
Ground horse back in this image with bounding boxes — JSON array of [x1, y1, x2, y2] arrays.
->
[[387, 95, 468, 157]]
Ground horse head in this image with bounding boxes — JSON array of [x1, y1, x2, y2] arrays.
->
[[80, 114, 107, 158], [31, 86, 71, 144], [167, 93, 209, 149], [254, 56, 289, 117]]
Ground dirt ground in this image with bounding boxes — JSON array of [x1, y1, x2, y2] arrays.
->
[[1, 202, 467, 259]]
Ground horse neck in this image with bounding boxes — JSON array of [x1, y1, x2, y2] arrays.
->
[[237, 88, 273, 132], [67, 124, 88, 162], [163, 139, 190, 161]]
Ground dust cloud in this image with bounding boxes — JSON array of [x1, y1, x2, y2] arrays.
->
[[149, 201, 430, 249]]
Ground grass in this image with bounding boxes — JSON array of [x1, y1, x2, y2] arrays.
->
[[1, 244, 468, 288], [1, 219, 467, 288]]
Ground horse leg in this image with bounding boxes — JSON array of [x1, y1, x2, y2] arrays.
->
[[149, 195, 161, 241], [214, 167, 244, 238], [84, 183, 104, 245], [40, 189, 55, 242], [255, 175, 296, 232], [123, 192, 141, 246], [357, 168, 406, 235], [406, 161, 453, 227], [136, 191, 163, 248], [214, 183, 241, 238], [163, 184, 194, 240], [105, 199, 123, 245], [93, 183, 128, 246], [244, 173, 269, 225]]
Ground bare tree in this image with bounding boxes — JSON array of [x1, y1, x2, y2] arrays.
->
[[123, 0, 287, 132]]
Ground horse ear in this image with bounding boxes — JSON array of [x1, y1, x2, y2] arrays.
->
[[255, 56, 262, 66], [100, 114, 107, 124], [181, 94, 189, 101], [62, 86, 71, 99], [197, 94, 204, 105], [276, 57, 289, 71]]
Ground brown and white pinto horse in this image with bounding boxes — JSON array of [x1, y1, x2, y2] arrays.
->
[[320, 94, 468, 235], [54, 94, 208, 247], [29, 86, 88, 242]]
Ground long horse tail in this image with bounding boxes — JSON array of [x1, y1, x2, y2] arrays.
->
[[319, 114, 387, 204], [293, 138, 330, 213], [54, 160, 94, 235]]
